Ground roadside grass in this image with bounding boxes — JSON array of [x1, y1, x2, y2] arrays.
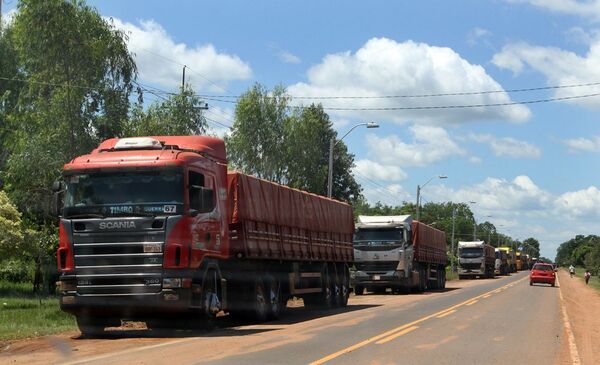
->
[[574, 267, 600, 293], [0, 281, 75, 341], [445, 266, 458, 281]]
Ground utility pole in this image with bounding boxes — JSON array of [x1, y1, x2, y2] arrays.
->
[[451, 206, 457, 273], [415, 185, 421, 221], [182, 65, 187, 90]]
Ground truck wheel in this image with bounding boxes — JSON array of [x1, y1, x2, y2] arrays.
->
[[373, 287, 387, 295], [441, 268, 447, 289], [76, 316, 114, 337], [202, 270, 222, 319], [252, 276, 270, 322], [335, 264, 349, 307], [265, 274, 283, 320], [354, 285, 365, 296]]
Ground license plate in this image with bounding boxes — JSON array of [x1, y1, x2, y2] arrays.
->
[[373, 275, 381, 281]]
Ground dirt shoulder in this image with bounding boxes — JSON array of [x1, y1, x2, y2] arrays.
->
[[556, 270, 600, 365]]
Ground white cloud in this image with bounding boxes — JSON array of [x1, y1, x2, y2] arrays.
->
[[467, 27, 492, 46], [563, 136, 600, 152], [360, 183, 412, 206], [492, 40, 600, 109], [288, 37, 531, 125], [1, 9, 16, 26], [469, 133, 542, 158], [430, 175, 552, 211], [108, 18, 252, 91], [505, 0, 600, 20], [278, 51, 301, 64], [353, 159, 408, 182], [366, 125, 468, 167], [555, 186, 600, 217]]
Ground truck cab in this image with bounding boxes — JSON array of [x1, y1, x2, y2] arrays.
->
[[352, 215, 413, 294], [458, 241, 495, 279]]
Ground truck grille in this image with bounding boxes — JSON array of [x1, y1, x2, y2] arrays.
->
[[460, 262, 482, 270], [72, 219, 165, 296], [355, 261, 398, 273]]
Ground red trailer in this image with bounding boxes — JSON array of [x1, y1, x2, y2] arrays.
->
[[53, 136, 354, 336]]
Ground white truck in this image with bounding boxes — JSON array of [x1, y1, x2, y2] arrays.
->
[[352, 215, 447, 294], [458, 241, 496, 279]]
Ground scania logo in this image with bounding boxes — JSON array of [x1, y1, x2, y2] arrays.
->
[[99, 221, 136, 230]]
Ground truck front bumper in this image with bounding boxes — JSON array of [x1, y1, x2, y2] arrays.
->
[[351, 270, 408, 286]]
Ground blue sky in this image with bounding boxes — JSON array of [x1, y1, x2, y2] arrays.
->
[[4, 0, 600, 259]]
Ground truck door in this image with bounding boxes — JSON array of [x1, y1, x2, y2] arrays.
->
[[189, 169, 222, 267]]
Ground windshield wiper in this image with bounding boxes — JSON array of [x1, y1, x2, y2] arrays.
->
[[65, 213, 106, 219]]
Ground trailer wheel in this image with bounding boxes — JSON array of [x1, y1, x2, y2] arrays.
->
[[337, 264, 349, 307], [354, 285, 365, 295], [304, 265, 334, 309], [265, 274, 283, 320], [251, 276, 270, 322]]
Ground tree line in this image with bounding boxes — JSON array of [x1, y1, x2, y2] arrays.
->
[[555, 235, 600, 274]]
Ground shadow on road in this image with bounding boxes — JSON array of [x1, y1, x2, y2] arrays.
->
[[72, 304, 380, 340]]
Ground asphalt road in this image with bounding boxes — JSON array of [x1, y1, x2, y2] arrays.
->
[[2, 271, 564, 365]]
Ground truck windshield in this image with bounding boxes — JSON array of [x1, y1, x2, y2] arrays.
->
[[459, 247, 483, 257], [62, 170, 183, 218], [353, 228, 403, 248]]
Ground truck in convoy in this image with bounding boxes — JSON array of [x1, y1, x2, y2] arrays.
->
[[53, 136, 354, 336], [495, 248, 508, 276], [515, 251, 524, 271], [457, 241, 495, 279], [351, 215, 447, 294], [498, 246, 517, 273]]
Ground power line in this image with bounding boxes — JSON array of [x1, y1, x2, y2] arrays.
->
[[195, 80, 600, 100]]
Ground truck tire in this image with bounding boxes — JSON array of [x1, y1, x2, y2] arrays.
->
[[373, 287, 387, 295], [305, 265, 334, 309], [265, 274, 283, 320], [441, 268, 447, 289], [202, 269, 222, 319], [354, 285, 365, 295], [76, 316, 116, 337], [335, 264, 349, 307], [251, 275, 269, 322]]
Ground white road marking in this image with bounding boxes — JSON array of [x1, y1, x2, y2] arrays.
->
[[556, 274, 581, 365]]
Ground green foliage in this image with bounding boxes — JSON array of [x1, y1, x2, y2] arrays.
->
[[0, 190, 23, 257], [584, 244, 600, 275], [125, 85, 208, 136], [4, 0, 137, 217], [226, 83, 288, 183], [0, 259, 32, 283], [226, 84, 361, 202]]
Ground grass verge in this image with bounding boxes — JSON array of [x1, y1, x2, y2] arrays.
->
[[0, 281, 75, 341], [446, 266, 458, 281], [574, 267, 600, 293]]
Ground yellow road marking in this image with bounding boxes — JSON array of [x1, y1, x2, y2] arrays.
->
[[482, 294, 491, 298], [436, 309, 457, 318], [309, 275, 528, 365], [375, 326, 419, 345], [465, 300, 478, 306]]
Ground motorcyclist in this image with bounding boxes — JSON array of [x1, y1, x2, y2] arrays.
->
[[569, 265, 575, 278]]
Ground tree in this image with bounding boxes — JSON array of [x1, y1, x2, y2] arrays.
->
[[226, 85, 361, 202], [4, 0, 138, 217], [226, 84, 288, 183], [0, 190, 23, 257], [522, 237, 540, 258], [125, 85, 207, 136], [285, 104, 361, 201]]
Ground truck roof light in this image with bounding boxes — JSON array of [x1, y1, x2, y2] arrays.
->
[[114, 137, 162, 150]]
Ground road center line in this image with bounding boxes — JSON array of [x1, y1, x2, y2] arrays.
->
[[436, 309, 457, 318], [375, 326, 419, 345], [465, 300, 478, 306], [309, 276, 528, 365]]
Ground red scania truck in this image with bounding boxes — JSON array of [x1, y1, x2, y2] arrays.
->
[[53, 136, 354, 335]]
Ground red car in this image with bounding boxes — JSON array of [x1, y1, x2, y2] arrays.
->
[[530, 263, 556, 286]]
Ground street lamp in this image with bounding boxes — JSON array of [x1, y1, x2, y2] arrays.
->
[[468, 201, 477, 240], [415, 175, 448, 221], [327, 122, 379, 198]]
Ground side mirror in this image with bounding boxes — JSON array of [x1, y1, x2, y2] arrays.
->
[[52, 181, 65, 217]]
